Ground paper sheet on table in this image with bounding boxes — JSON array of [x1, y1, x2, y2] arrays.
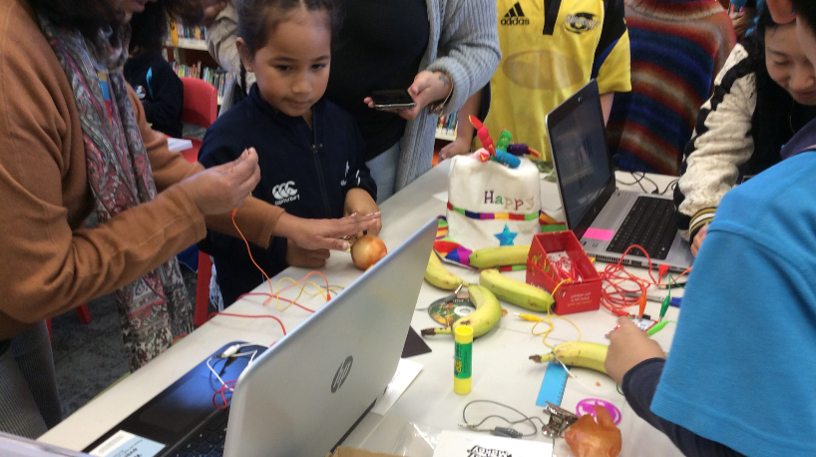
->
[[167, 138, 193, 153], [370, 358, 423, 416], [432, 430, 553, 456]]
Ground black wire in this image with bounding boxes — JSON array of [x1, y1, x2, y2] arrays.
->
[[639, 173, 659, 193], [616, 172, 651, 194], [462, 399, 546, 438]]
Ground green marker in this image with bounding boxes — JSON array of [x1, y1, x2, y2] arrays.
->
[[647, 321, 670, 336]]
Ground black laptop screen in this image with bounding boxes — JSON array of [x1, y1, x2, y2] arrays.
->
[[547, 80, 616, 238]]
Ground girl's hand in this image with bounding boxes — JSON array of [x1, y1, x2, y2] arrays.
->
[[691, 224, 708, 257], [275, 212, 381, 251], [181, 148, 260, 216], [604, 317, 666, 385], [344, 189, 382, 237], [363, 71, 452, 121], [285, 239, 330, 269], [439, 137, 473, 160]]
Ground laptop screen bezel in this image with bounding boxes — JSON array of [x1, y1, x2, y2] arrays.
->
[[546, 79, 617, 240]]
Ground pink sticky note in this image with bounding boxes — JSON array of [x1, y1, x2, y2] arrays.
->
[[584, 228, 615, 241]]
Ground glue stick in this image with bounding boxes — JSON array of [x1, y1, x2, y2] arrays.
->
[[454, 325, 473, 395]]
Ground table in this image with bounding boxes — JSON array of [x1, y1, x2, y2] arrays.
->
[[39, 161, 686, 457]]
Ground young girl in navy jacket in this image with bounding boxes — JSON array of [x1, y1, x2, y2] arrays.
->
[[199, 0, 380, 305]]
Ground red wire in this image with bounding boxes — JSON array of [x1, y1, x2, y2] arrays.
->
[[213, 379, 237, 409], [598, 244, 692, 315]]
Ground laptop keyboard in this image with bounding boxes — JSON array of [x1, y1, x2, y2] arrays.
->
[[168, 409, 229, 457], [607, 196, 676, 260]]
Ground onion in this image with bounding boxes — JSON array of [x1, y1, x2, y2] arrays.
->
[[350, 235, 388, 270]]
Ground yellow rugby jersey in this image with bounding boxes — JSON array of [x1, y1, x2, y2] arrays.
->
[[479, 0, 631, 160]]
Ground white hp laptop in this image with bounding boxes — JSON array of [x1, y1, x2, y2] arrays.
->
[[83, 219, 437, 457], [546, 80, 694, 272]]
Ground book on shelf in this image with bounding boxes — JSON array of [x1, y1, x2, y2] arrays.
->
[[435, 111, 458, 141], [171, 62, 233, 103], [167, 20, 207, 48]]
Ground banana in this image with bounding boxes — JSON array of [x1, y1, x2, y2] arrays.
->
[[479, 269, 554, 312], [529, 341, 608, 374], [422, 284, 503, 338], [469, 245, 531, 269], [425, 251, 468, 290]]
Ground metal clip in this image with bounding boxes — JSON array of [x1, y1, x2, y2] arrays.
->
[[541, 402, 579, 438]]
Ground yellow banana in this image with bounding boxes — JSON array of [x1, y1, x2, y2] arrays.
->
[[469, 245, 531, 269], [422, 284, 502, 338], [425, 252, 467, 290], [479, 269, 554, 312], [529, 341, 608, 374]]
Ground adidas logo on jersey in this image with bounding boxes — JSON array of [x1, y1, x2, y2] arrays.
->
[[272, 180, 300, 205], [501, 2, 530, 26]]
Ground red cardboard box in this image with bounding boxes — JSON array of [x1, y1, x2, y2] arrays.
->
[[526, 231, 601, 315]]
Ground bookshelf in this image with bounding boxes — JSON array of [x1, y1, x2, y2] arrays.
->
[[166, 21, 230, 105], [435, 112, 458, 142]]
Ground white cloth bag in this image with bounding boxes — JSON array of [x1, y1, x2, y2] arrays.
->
[[446, 155, 541, 250]]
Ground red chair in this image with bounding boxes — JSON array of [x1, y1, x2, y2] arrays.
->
[[46, 304, 92, 340], [179, 77, 218, 164], [179, 77, 218, 327]]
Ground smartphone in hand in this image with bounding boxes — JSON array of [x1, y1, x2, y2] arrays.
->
[[370, 89, 416, 110]]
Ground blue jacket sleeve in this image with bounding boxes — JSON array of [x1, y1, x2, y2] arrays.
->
[[622, 359, 746, 457]]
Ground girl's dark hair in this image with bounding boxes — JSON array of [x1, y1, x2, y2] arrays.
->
[[742, 2, 806, 174], [29, 0, 203, 42], [237, 0, 341, 58]]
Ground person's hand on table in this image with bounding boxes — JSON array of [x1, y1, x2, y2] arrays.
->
[[604, 316, 666, 385], [344, 188, 382, 237], [363, 71, 452, 121], [439, 136, 473, 160], [285, 239, 330, 269], [181, 148, 260, 215], [691, 224, 708, 257], [564, 405, 622, 457], [275, 212, 381, 251]]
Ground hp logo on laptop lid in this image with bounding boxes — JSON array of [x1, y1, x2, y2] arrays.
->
[[331, 356, 353, 393]]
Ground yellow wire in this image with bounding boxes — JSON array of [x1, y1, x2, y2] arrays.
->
[[527, 278, 583, 348], [273, 277, 343, 311]]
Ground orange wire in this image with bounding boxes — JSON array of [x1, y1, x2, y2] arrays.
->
[[229, 209, 329, 310], [232, 210, 277, 306]]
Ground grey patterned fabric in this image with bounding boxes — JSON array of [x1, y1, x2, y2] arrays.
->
[[38, 18, 193, 371]]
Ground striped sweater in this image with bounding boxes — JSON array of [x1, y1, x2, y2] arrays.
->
[[606, 0, 736, 175], [673, 35, 816, 240]]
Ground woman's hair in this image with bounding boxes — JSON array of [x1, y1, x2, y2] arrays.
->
[[237, 0, 341, 58], [29, 0, 203, 41], [129, 2, 169, 54]]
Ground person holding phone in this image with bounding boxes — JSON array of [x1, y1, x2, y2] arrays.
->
[[207, 0, 501, 201]]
